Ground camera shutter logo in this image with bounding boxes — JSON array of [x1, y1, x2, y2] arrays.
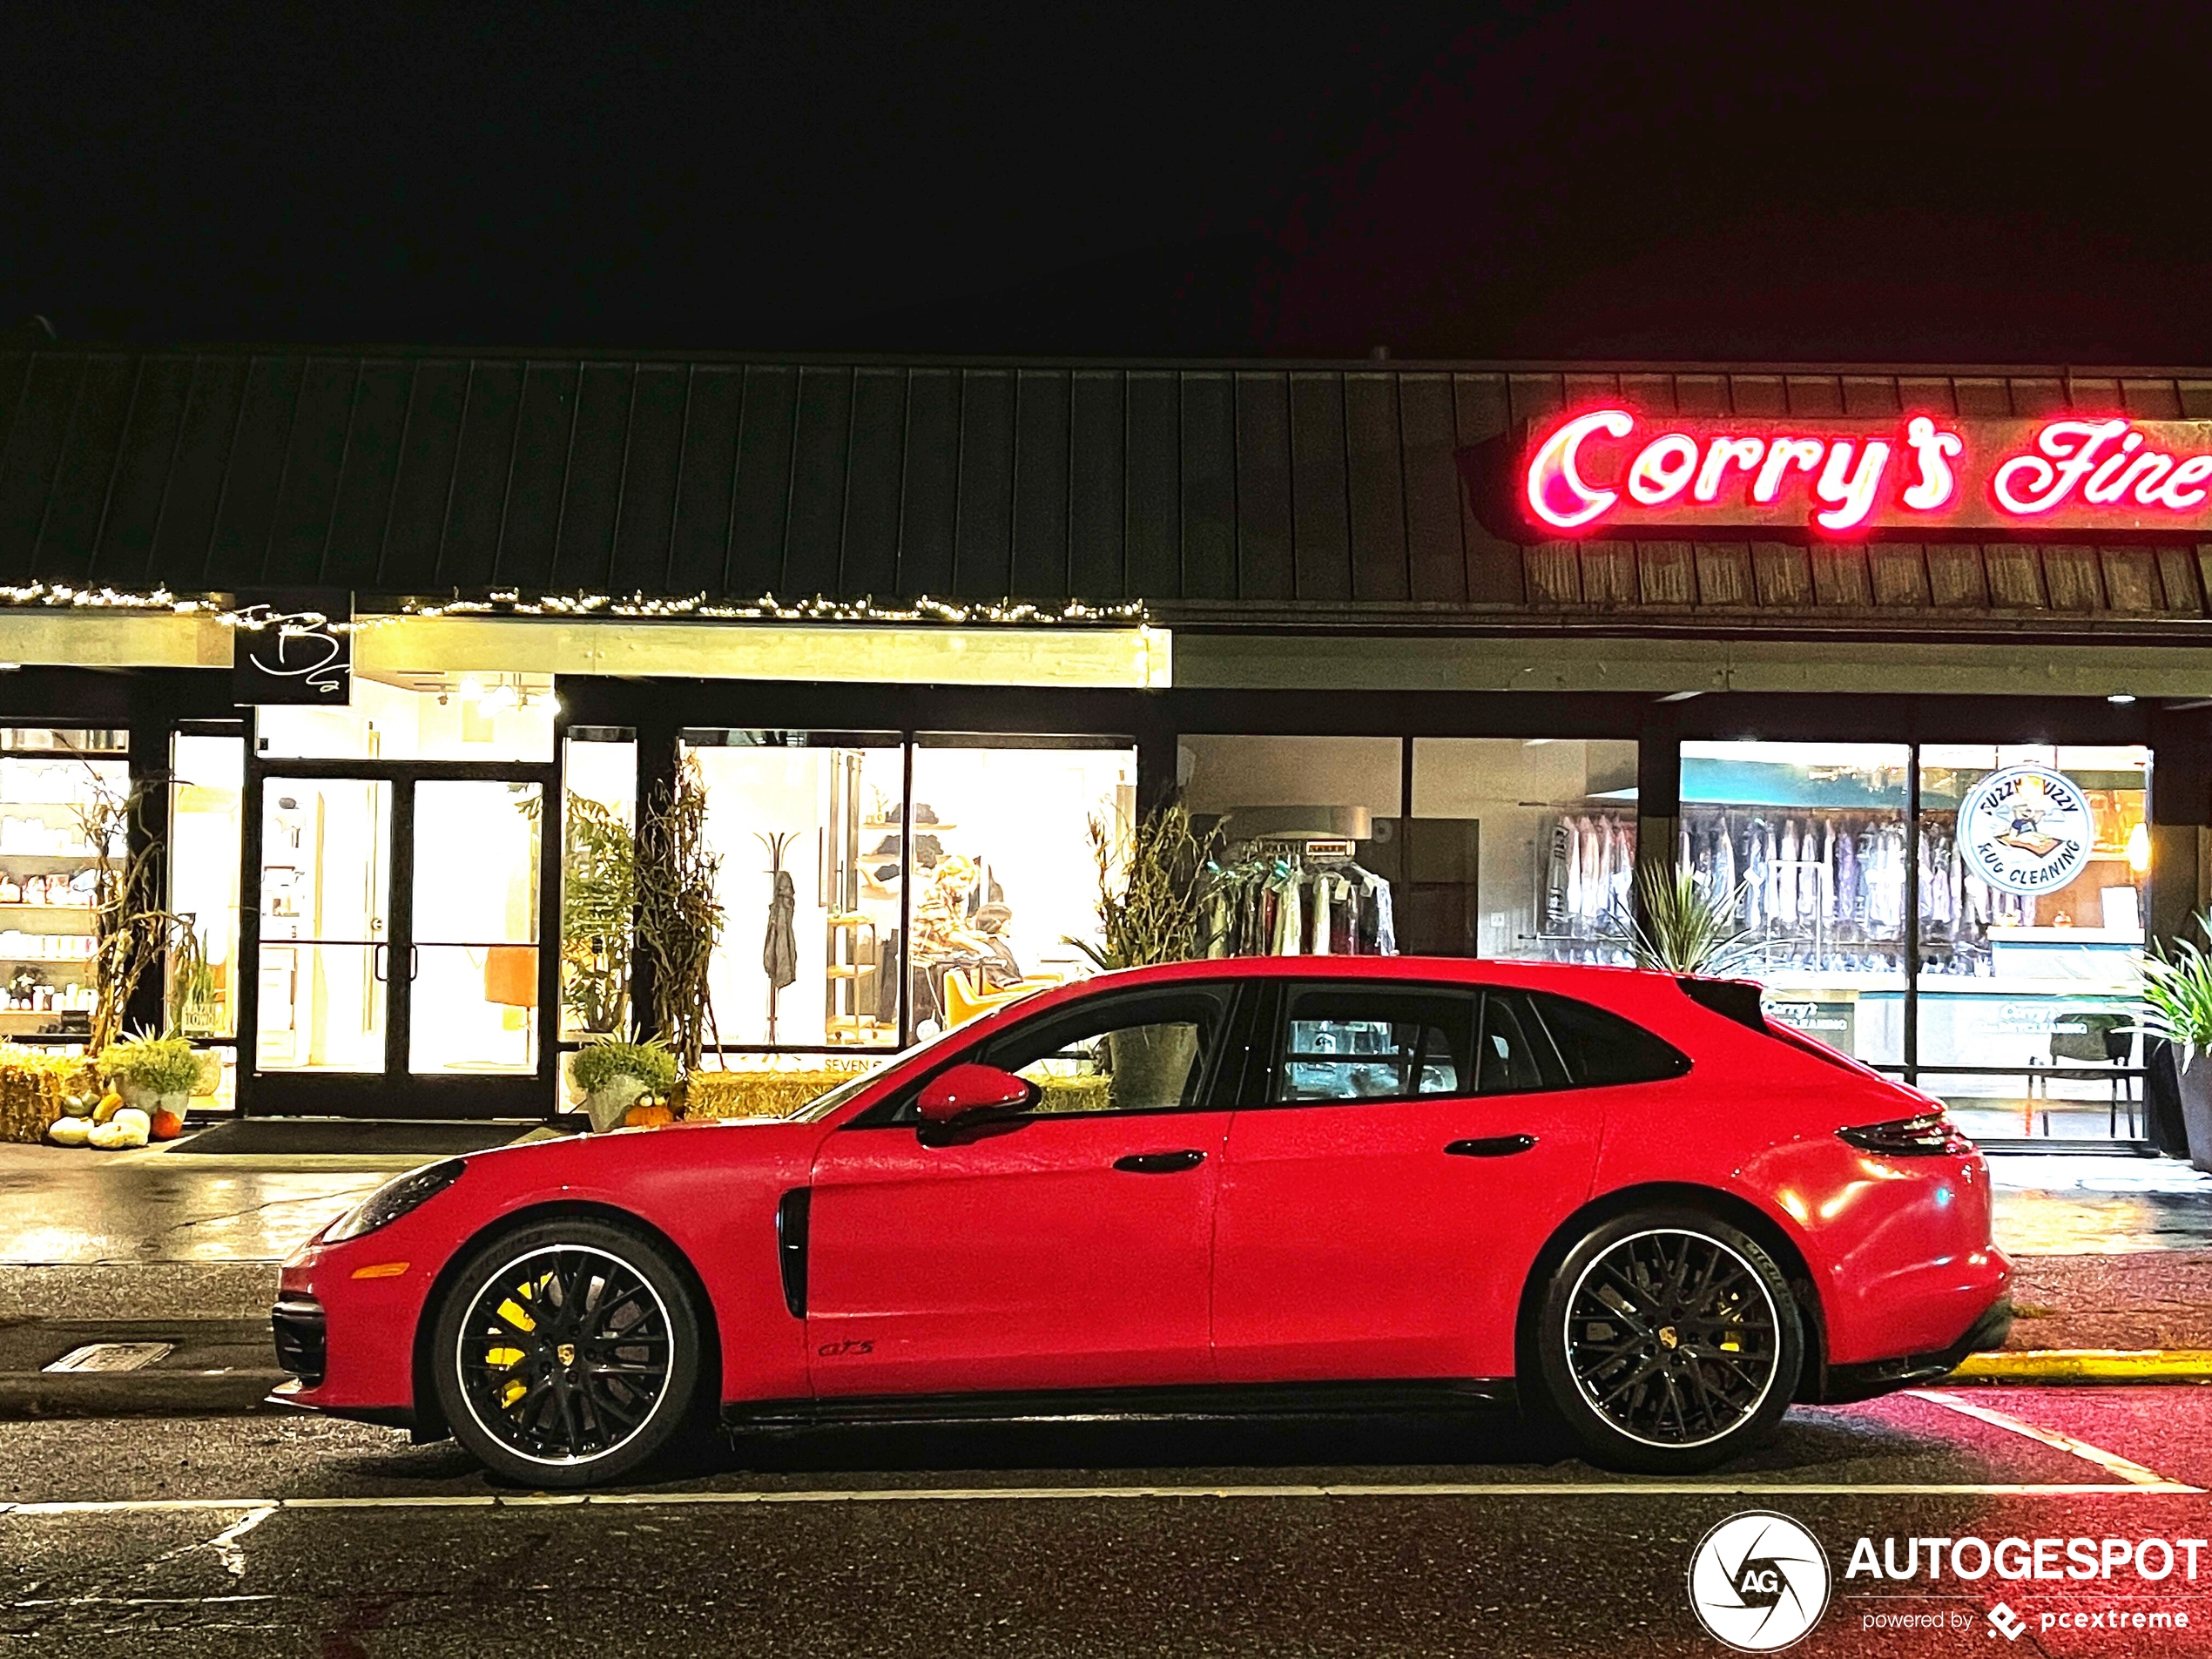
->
[[1687, 1511, 1831, 1652], [1957, 765, 2094, 896]]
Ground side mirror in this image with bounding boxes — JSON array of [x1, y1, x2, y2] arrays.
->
[[916, 1062, 1035, 1128]]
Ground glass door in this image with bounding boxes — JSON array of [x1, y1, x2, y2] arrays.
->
[[249, 770, 552, 1119], [408, 779, 542, 1080], [257, 778, 393, 1078]]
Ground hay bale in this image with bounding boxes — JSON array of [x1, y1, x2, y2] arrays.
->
[[0, 1046, 92, 1144], [682, 1068, 858, 1120]]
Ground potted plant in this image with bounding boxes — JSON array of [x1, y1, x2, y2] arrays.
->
[[570, 1037, 679, 1132], [2135, 927, 2212, 1170], [1611, 867, 1764, 978], [1067, 801, 1222, 1107], [97, 1031, 201, 1119]]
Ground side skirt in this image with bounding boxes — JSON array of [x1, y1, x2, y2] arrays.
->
[[722, 1378, 1518, 1435]]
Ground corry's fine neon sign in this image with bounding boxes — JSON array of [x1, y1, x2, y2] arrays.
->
[[1518, 408, 2212, 536]]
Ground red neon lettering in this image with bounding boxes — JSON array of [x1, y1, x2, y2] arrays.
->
[[1627, 433, 1699, 504], [1752, 438, 1824, 502], [1694, 437, 1766, 502], [1814, 441, 1891, 531], [1992, 419, 2129, 515], [2082, 431, 2148, 503], [1902, 416, 1963, 510], [1525, 408, 1630, 529], [2156, 455, 2212, 509]]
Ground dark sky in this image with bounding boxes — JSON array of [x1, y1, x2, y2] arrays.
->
[[7, 3, 2210, 362]]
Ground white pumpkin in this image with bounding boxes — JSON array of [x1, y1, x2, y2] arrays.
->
[[89, 1109, 152, 1150], [46, 1116, 91, 1147], [57, 1093, 93, 1119]]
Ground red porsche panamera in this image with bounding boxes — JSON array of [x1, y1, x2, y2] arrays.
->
[[273, 958, 2011, 1486]]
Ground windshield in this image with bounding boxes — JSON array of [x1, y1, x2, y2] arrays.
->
[[789, 1024, 962, 1122]]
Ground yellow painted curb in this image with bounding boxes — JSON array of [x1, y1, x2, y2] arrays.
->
[[1949, 1350, 2212, 1382]]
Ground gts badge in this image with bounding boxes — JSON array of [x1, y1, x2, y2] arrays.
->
[[817, 1339, 874, 1358]]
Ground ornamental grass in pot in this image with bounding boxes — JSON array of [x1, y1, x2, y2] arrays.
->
[[1067, 802, 1221, 1109], [570, 1038, 679, 1132], [2134, 928, 2212, 1171]]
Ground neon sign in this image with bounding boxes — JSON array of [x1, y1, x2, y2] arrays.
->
[[1513, 409, 2212, 536]]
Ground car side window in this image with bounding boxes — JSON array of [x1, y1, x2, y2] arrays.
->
[[1271, 985, 1478, 1103], [1476, 988, 1571, 1094], [1527, 990, 1691, 1087], [973, 988, 1234, 1116]]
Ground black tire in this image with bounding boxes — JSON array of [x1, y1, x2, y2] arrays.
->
[[1533, 1207, 1801, 1474], [432, 1217, 704, 1487]]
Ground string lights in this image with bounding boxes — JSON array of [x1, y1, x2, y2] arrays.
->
[[0, 583, 1151, 633]]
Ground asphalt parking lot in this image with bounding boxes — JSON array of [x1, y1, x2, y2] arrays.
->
[[3, 1386, 2209, 1656]]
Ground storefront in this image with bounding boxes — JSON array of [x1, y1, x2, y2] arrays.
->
[[1, 345, 2207, 1146]]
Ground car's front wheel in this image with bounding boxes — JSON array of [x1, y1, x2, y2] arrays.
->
[[431, 1217, 703, 1487], [1533, 1208, 1802, 1474]]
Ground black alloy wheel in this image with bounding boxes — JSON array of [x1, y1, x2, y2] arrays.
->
[[433, 1218, 703, 1487], [1534, 1209, 1803, 1474]]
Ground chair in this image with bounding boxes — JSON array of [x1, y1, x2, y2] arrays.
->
[[2047, 1011, 2137, 1137], [941, 966, 1060, 1028]]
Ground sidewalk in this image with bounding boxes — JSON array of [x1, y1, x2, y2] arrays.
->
[[0, 1140, 2208, 1412]]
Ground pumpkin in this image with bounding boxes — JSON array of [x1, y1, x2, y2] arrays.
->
[[47, 1116, 91, 1148], [149, 1109, 185, 1142], [58, 1093, 94, 1119], [621, 1102, 675, 1129], [88, 1109, 151, 1150], [91, 1091, 125, 1125]]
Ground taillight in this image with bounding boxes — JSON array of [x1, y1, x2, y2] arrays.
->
[[1837, 1112, 1973, 1157]]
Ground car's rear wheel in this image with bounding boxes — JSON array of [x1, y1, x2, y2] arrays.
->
[[1533, 1208, 1801, 1474], [432, 1217, 703, 1487]]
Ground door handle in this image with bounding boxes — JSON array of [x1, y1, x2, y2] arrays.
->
[[1446, 1135, 1539, 1158], [1113, 1150, 1205, 1174]]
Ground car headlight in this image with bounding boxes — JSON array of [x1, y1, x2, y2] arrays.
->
[[322, 1160, 466, 1244]]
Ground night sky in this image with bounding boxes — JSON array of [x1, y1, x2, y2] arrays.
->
[[6, 3, 2209, 362]]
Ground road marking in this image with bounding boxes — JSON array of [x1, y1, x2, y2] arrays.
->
[[0, 1478, 2198, 1519], [1905, 1388, 2191, 1488]]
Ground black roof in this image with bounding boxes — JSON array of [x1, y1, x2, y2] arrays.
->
[[3, 345, 2210, 631]]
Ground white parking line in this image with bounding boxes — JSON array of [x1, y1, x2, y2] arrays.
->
[[1904, 1389, 2191, 1488], [0, 1477, 2198, 1518]]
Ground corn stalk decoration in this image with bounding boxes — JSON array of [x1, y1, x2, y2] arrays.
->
[[1067, 799, 1223, 971], [634, 758, 724, 1075], [76, 772, 203, 1052]]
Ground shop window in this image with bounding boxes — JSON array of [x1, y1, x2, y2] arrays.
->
[[0, 730, 125, 1045], [256, 673, 555, 763], [558, 732, 637, 1041], [258, 779, 391, 1071], [907, 737, 1136, 1037], [169, 733, 243, 1040], [1679, 741, 1912, 1068], [409, 779, 542, 1076], [1916, 745, 2149, 1139], [1181, 736, 1403, 960], [685, 732, 906, 1050], [1411, 738, 1638, 961]]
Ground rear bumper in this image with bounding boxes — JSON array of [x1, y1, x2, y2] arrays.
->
[[1819, 1296, 2014, 1403]]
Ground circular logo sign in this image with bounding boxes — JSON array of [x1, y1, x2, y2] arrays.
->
[[1687, 1511, 1831, 1652], [1958, 765, 2095, 896]]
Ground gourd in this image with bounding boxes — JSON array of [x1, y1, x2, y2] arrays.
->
[[58, 1093, 94, 1119], [621, 1101, 676, 1129], [149, 1109, 185, 1142], [91, 1092, 126, 1124], [89, 1108, 152, 1150], [47, 1116, 91, 1147]]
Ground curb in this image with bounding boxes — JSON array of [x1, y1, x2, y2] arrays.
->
[[1949, 1349, 2212, 1383], [0, 1372, 292, 1418]]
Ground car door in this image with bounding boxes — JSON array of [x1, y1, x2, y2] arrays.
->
[[805, 981, 1248, 1398], [1212, 981, 1622, 1383]]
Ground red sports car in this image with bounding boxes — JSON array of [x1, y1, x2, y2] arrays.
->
[[273, 959, 2011, 1485]]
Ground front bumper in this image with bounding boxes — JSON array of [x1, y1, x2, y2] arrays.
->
[[1820, 1296, 2015, 1403], [271, 1293, 327, 1387]]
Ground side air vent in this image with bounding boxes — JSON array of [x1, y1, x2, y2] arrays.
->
[[776, 1189, 812, 1319]]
